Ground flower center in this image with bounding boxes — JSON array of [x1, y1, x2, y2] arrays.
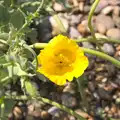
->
[[53, 49, 76, 75]]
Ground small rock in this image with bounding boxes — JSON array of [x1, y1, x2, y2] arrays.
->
[[101, 6, 113, 15], [102, 43, 115, 56], [113, 6, 120, 16], [49, 15, 69, 35], [79, 2, 84, 11], [70, 14, 82, 26], [106, 28, 120, 40], [111, 104, 117, 114], [96, 23, 106, 34], [27, 104, 35, 115], [13, 106, 23, 120], [82, 42, 94, 49], [106, 64, 116, 76], [53, 2, 65, 12], [88, 82, 96, 92], [69, 26, 82, 39], [32, 110, 41, 118], [108, 0, 120, 6], [68, 115, 76, 120], [83, 5, 90, 13], [113, 15, 120, 28], [63, 83, 76, 94], [97, 87, 111, 100], [26, 115, 34, 120], [95, 14, 114, 30], [48, 107, 63, 117], [61, 93, 77, 108], [104, 106, 110, 112], [95, 0, 109, 13], [77, 24, 88, 35], [41, 110, 50, 119]]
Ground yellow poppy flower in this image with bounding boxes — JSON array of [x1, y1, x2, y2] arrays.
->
[[37, 35, 89, 85]]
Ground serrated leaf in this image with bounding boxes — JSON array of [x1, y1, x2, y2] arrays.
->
[[25, 80, 38, 97]]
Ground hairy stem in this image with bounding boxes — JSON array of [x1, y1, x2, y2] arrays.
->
[[82, 47, 120, 68], [88, 0, 101, 50]]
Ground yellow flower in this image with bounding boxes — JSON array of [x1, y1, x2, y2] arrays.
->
[[37, 35, 89, 85]]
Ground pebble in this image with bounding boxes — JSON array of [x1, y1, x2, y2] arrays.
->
[[106, 28, 120, 40], [77, 23, 88, 35], [70, 14, 82, 26], [41, 110, 50, 119], [108, 0, 120, 6], [82, 42, 94, 49], [101, 6, 113, 15], [88, 82, 96, 92], [49, 15, 69, 35], [68, 115, 76, 120], [79, 2, 84, 11], [113, 6, 120, 16], [53, 2, 65, 12], [48, 107, 63, 117], [69, 26, 82, 39], [96, 23, 106, 34], [95, 0, 108, 13], [106, 64, 116, 76], [104, 106, 110, 112], [113, 15, 120, 28], [26, 115, 34, 120], [97, 87, 111, 100], [63, 83, 76, 94], [32, 110, 41, 118], [83, 5, 90, 13], [95, 14, 114, 30], [13, 106, 23, 120], [102, 43, 115, 56], [111, 104, 117, 113], [61, 93, 77, 108]]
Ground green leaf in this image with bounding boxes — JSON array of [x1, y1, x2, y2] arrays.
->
[[25, 80, 38, 97], [0, 99, 16, 120], [7, 63, 28, 77], [9, 10, 25, 30], [0, 33, 9, 40], [0, 56, 8, 81], [0, 3, 10, 26]]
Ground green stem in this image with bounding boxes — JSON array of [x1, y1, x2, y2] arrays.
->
[[88, 0, 100, 39], [88, 0, 101, 50], [30, 43, 120, 68], [10, 0, 14, 7], [81, 47, 120, 68], [4, 95, 87, 120], [29, 43, 48, 49], [17, 0, 45, 34]]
